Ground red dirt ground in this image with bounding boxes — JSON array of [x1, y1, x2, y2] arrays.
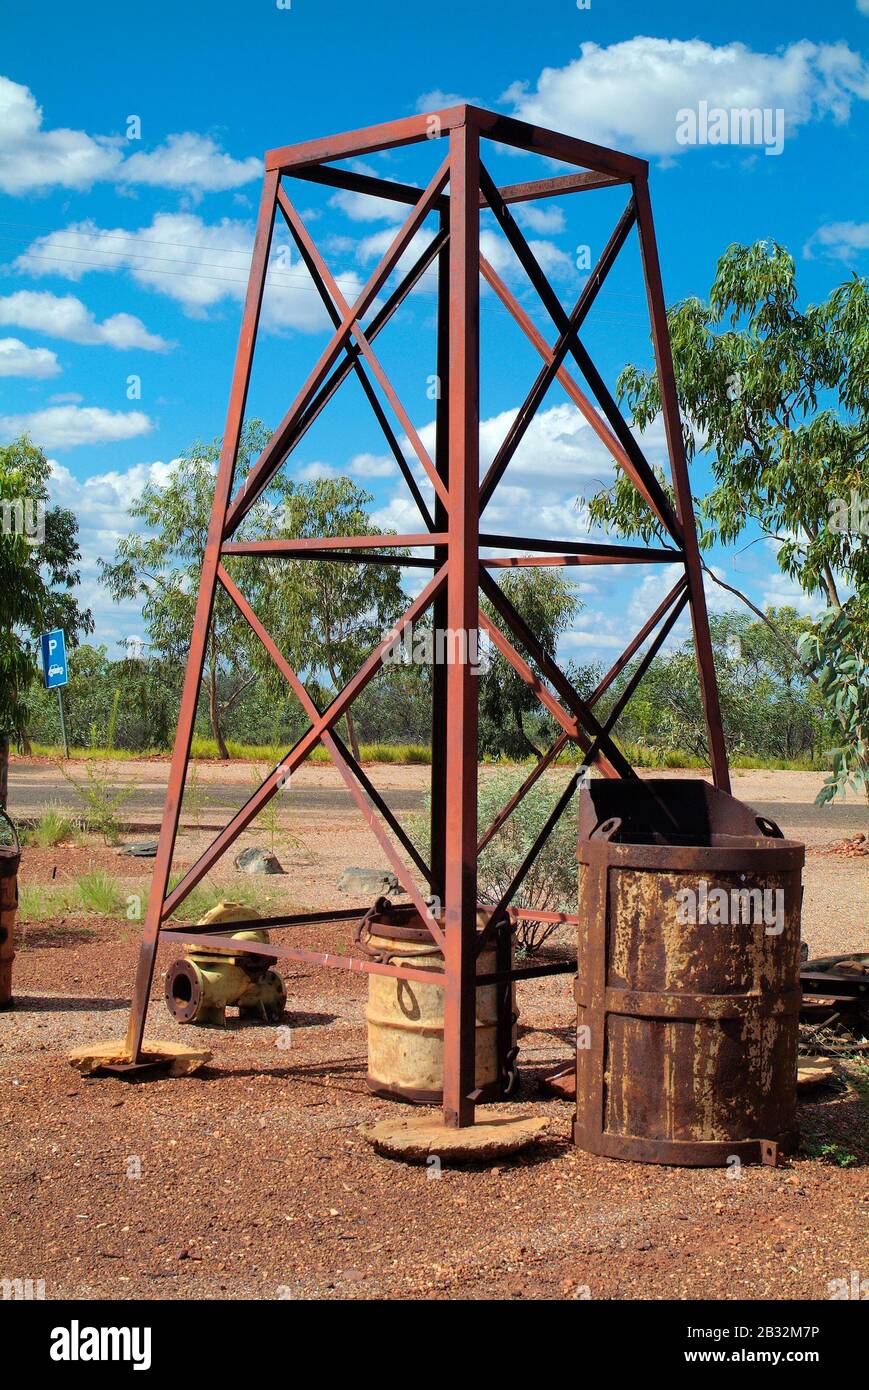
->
[[2, 765, 867, 1300]]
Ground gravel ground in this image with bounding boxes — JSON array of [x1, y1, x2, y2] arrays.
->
[[1, 766, 867, 1301]]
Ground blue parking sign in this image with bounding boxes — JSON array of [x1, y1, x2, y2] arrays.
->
[[41, 629, 68, 688]]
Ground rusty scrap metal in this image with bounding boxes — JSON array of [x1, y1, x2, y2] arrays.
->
[[574, 780, 805, 1166]]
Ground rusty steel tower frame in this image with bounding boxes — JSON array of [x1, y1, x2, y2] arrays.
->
[[124, 105, 730, 1128]]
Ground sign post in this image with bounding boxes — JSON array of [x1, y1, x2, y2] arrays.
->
[[40, 629, 69, 759]]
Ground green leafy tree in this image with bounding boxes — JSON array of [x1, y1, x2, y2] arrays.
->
[[264, 477, 407, 761], [478, 569, 581, 759], [610, 607, 822, 765], [28, 644, 182, 752], [588, 241, 868, 800], [0, 437, 92, 803], [799, 594, 869, 804], [100, 422, 273, 759]]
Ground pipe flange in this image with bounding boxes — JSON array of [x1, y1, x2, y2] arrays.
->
[[164, 957, 202, 1024]]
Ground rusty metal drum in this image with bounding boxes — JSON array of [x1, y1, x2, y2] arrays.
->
[[574, 780, 804, 1166], [360, 903, 518, 1104], [0, 810, 21, 1009]]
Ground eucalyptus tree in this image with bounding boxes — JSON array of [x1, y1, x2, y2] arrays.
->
[[588, 241, 868, 802], [0, 436, 92, 802]]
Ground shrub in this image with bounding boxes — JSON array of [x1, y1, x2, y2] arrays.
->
[[476, 770, 578, 954]]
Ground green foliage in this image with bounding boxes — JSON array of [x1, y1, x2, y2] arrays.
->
[[75, 871, 124, 916], [59, 760, 136, 844], [798, 591, 869, 804], [478, 569, 583, 759], [597, 242, 867, 607], [17, 880, 77, 922], [99, 421, 273, 758], [180, 761, 210, 828], [263, 476, 408, 759], [477, 769, 578, 954], [249, 764, 289, 855], [27, 644, 182, 751], [613, 607, 823, 764], [0, 436, 92, 772], [21, 805, 77, 848], [588, 241, 868, 796], [800, 1136, 859, 1168]]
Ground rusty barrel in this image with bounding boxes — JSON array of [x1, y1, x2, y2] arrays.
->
[[0, 810, 21, 1009], [574, 780, 804, 1166], [360, 902, 518, 1105]]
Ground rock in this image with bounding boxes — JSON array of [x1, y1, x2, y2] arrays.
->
[[234, 846, 284, 875], [67, 1039, 211, 1078], [338, 867, 398, 896], [120, 840, 159, 858], [359, 1112, 549, 1164], [797, 1056, 837, 1091]]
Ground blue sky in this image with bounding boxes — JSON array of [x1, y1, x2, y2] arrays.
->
[[1, 0, 868, 663]]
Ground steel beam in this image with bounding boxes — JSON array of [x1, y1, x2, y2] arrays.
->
[[442, 122, 481, 1128], [125, 170, 279, 1060]]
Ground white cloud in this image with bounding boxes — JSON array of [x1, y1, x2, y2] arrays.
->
[[761, 571, 827, 616], [415, 90, 480, 112], [859, 0, 869, 14], [627, 562, 755, 656], [350, 452, 396, 478], [14, 214, 367, 333], [0, 337, 60, 378], [502, 38, 869, 158], [328, 161, 407, 223], [293, 460, 339, 481], [0, 290, 171, 350], [47, 457, 178, 650], [117, 132, 260, 192], [561, 619, 627, 653], [367, 403, 671, 545], [0, 76, 258, 195], [351, 221, 575, 293], [526, 237, 576, 281], [515, 203, 566, 234], [0, 75, 121, 194], [804, 220, 869, 262], [0, 405, 153, 450]]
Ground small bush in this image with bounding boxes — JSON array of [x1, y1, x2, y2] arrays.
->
[[476, 770, 578, 954], [17, 881, 76, 921], [22, 806, 77, 848], [59, 761, 136, 844], [75, 872, 124, 916]]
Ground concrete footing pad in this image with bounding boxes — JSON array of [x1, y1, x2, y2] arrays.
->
[[797, 1056, 837, 1091], [67, 1039, 212, 1078], [360, 1111, 550, 1164]]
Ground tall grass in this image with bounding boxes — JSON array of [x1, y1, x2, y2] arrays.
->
[[76, 871, 125, 916], [17, 871, 282, 926], [26, 740, 829, 772], [18, 881, 76, 920], [21, 806, 78, 847], [187, 738, 432, 763]]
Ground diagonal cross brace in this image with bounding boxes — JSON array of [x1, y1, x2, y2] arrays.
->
[[279, 190, 435, 531], [477, 575, 688, 852], [478, 163, 682, 543], [476, 575, 691, 950], [257, 229, 448, 509], [480, 569, 636, 780], [479, 197, 637, 513], [277, 186, 447, 516], [160, 564, 448, 922], [224, 154, 451, 535], [217, 563, 442, 948]]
